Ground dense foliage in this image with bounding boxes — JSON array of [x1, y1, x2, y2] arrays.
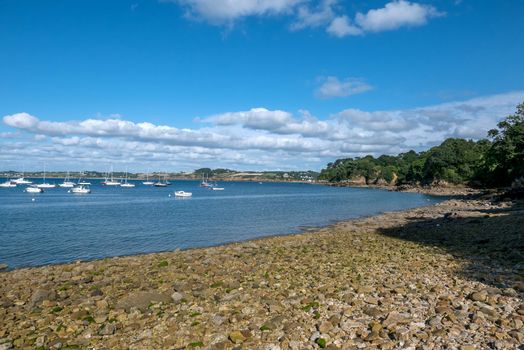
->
[[319, 103, 524, 188]]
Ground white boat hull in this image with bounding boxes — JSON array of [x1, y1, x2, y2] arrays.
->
[[11, 178, 32, 185], [103, 181, 121, 186], [174, 191, 192, 197], [121, 183, 135, 188], [0, 182, 16, 188], [59, 182, 75, 188], [69, 188, 91, 194], [26, 187, 43, 193], [36, 183, 56, 189]]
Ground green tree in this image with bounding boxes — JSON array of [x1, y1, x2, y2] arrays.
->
[[483, 102, 524, 186]]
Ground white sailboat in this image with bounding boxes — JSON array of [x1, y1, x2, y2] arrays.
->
[[102, 167, 121, 186], [120, 169, 135, 188], [142, 170, 155, 186], [59, 171, 75, 188], [36, 166, 56, 189], [154, 175, 168, 187]]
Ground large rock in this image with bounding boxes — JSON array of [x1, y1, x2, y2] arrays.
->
[[29, 288, 56, 307], [116, 291, 172, 312]]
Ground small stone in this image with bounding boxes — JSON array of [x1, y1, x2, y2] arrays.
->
[[318, 321, 333, 334], [99, 323, 116, 335], [171, 291, 185, 304], [0, 264, 8, 271], [363, 307, 382, 317], [382, 311, 411, 328], [229, 331, 245, 344], [211, 315, 226, 326], [469, 292, 487, 302], [460, 346, 475, 350]]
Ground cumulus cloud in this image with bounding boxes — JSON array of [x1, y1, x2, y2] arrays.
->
[[172, 0, 303, 24], [290, 0, 336, 30], [355, 0, 443, 32], [164, 0, 443, 37], [315, 76, 372, 98], [326, 15, 362, 37], [2, 91, 523, 171]]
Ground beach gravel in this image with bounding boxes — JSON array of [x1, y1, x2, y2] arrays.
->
[[0, 197, 522, 349]]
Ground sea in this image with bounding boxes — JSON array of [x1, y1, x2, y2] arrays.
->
[[0, 179, 442, 269]]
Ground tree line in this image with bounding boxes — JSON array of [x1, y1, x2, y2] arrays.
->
[[319, 103, 524, 188]]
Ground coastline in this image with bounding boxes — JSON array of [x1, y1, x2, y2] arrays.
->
[[1, 197, 523, 349]]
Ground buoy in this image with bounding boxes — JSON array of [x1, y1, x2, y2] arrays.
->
[[168, 194, 171, 197], [31, 198, 35, 202]]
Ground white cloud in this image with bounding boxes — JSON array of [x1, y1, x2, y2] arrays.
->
[[164, 0, 443, 38], [326, 15, 362, 37], [3, 91, 523, 171], [173, 0, 303, 23], [315, 76, 372, 98], [290, 0, 336, 30], [355, 0, 444, 33]]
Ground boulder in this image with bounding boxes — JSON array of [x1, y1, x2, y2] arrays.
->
[[116, 291, 171, 312]]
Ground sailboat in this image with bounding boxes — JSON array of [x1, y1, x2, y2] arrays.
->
[[59, 171, 75, 188], [199, 173, 212, 188], [154, 174, 168, 187], [36, 166, 56, 189], [102, 167, 121, 186], [120, 169, 135, 188], [142, 170, 155, 186]]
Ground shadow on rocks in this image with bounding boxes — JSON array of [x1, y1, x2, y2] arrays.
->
[[376, 199, 524, 292]]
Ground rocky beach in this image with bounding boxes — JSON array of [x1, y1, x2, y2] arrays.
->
[[1, 196, 523, 350]]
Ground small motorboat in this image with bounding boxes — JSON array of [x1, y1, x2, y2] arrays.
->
[[25, 186, 43, 193], [173, 190, 192, 198], [69, 185, 91, 194], [0, 181, 16, 188], [36, 183, 56, 189], [11, 177, 32, 185], [212, 187, 224, 191]]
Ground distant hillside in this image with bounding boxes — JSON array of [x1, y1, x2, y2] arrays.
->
[[0, 169, 319, 183]]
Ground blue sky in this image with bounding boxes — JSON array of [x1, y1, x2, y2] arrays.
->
[[1, 0, 524, 171]]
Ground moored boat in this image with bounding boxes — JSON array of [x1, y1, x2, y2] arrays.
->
[[0, 181, 16, 188], [69, 185, 91, 194], [25, 186, 43, 193], [174, 190, 192, 197]]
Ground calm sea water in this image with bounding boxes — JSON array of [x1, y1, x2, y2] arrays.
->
[[0, 179, 441, 268]]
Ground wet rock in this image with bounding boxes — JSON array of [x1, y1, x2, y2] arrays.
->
[[0, 264, 8, 271]]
